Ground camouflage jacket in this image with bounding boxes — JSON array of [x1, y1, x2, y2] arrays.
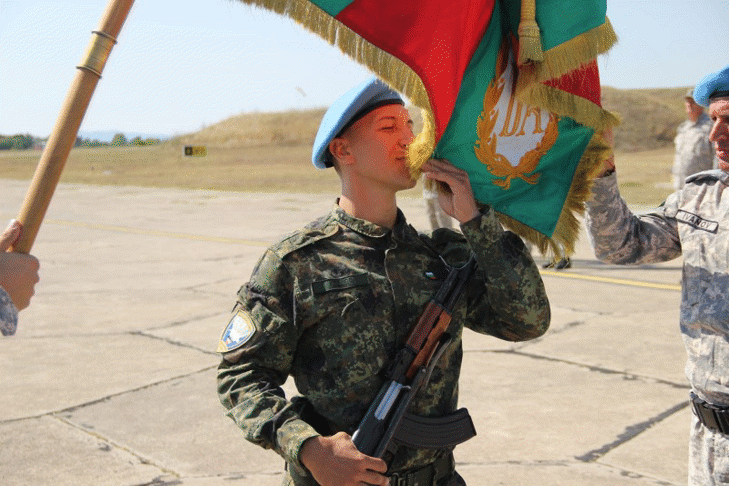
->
[[217, 203, 550, 484], [673, 113, 716, 190], [585, 171, 729, 407], [1, 286, 18, 337]]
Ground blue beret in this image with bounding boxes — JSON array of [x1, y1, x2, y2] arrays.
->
[[312, 77, 403, 169], [693, 64, 729, 107]]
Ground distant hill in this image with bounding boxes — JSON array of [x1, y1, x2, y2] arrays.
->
[[172, 86, 691, 153], [601, 86, 688, 152]]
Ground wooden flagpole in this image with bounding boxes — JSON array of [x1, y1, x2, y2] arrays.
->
[[11, 0, 135, 253]]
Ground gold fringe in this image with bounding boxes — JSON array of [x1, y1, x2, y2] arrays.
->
[[517, 0, 543, 65], [496, 131, 613, 256], [517, 17, 618, 86], [522, 83, 620, 132]]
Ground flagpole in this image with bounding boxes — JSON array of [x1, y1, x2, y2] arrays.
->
[[11, 0, 135, 253]]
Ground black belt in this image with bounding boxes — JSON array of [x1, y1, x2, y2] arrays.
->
[[389, 454, 454, 486], [690, 392, 729, 435]]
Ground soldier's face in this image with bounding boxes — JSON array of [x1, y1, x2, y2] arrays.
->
[[709, 97, 729, 171], [339, 104, 417, 190]]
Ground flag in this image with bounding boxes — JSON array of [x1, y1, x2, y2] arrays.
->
[[237, 0, 618, 254]]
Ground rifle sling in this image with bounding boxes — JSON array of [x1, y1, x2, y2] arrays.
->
[[392, 408, 476, 449]]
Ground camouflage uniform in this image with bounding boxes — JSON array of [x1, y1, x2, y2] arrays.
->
[[673, 112, 716, 190], [585, 170, 729, 485], [217, 203, 550, 485], [0, 286, 18, 336]]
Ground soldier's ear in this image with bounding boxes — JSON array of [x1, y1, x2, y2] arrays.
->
[[329, 138, 354, 166]]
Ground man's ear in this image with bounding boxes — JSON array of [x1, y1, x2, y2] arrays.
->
[[329, 138, 353, 166]]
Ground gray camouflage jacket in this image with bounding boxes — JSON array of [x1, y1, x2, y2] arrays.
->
[[217, 203, 550, 484], [673, 113, 716, 190], [585, 170, 729, 407]]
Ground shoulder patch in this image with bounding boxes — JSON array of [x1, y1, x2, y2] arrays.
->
[[217, 309, 257, 353]]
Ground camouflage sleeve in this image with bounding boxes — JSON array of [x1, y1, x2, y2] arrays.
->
[[217, 249, 319, 478], [584, 173, 682, 264], [458, 207, 550, 341], [0, 286, 18, 337]]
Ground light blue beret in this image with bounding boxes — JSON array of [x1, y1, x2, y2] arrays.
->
[[312, 77, 403, 169], [693, 64, 729, 107]]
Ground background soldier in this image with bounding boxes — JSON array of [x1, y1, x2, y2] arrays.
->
[[217, 78, 550, 486], [673, 88, 716, 190], [585, 64, 729, 485]]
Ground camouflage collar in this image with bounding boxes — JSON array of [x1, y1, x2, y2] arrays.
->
[[331, 203, 409, 239]]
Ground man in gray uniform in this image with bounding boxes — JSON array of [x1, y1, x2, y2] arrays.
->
[[673, 88, 716, 190], [585, 64, 729, 485]]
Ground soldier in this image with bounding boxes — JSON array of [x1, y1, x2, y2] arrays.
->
[[673, 88, 716, 190], [217, 77, 550, 486], [0, 219, 40, 336], [585, 64, 729, 485]]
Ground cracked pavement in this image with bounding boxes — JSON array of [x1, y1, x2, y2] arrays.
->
[[1, 179, 690, 485]]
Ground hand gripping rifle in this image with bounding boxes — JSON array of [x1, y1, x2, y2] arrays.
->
[[352, 254, 478, 460]]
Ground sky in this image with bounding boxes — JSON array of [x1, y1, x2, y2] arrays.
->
[[1, 0, 728, 138]]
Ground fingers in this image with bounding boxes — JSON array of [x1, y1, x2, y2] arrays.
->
[[0, 219, 21, 252], [301, 432, 389, 486], [422, 159, 469, 184], [422, 159, 479, 223]]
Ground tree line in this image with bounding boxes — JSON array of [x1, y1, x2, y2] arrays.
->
[[0, 133, 161, 150]]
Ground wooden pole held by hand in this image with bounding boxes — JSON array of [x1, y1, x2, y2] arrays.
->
[[11, 0, 135, 253]]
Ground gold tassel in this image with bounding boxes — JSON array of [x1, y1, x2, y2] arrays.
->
[[517, 0, 543, 66]]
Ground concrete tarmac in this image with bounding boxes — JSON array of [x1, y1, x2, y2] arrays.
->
[[0, 179, 690, 485]]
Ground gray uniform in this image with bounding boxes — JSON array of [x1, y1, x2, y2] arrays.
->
[[585, 170, 729, 485], [673, 113, 716, 190], [0, 286, 18, 336]]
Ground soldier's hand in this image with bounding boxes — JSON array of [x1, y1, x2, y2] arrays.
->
[[421, 158, 480, 224], [300, 432, 389, 486], [0, 220, 40, 310]]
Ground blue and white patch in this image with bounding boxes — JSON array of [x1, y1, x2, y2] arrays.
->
[[217, 309, 256, 353]]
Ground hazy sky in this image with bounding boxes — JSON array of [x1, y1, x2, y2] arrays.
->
[[1, 0, 728, 137]]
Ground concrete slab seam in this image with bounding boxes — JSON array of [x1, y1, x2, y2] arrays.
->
[[132, 331, 218, 356], [0, 366, 217, 424], [486, 349, 691, 390], [51, 414, 181, 480], [575, 400, 690, 462]]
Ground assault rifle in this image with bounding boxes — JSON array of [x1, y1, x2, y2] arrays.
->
[[352, 254, 478, 459]]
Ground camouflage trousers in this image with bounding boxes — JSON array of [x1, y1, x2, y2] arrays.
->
[[689, 414, 729, 485]]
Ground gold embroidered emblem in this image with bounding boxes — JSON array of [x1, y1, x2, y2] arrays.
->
[[475, 42, 558, 190]]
